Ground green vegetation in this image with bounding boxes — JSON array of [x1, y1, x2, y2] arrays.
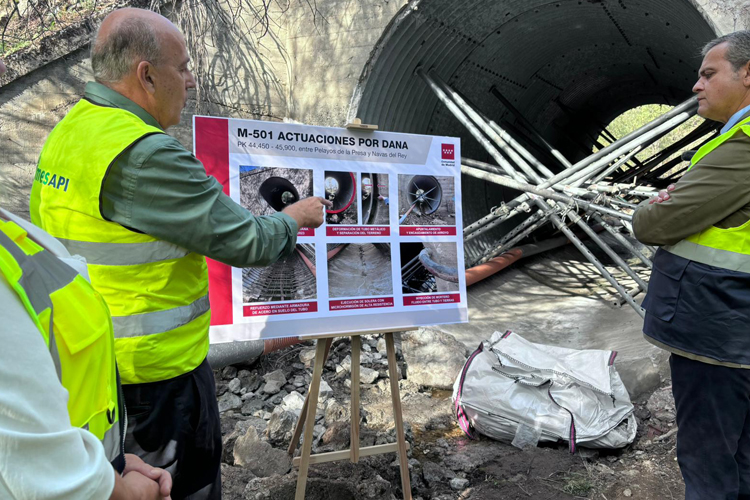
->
[[596, 104, 708, 180], [561, 473, 594, 496], [1, 40, 31, 57]]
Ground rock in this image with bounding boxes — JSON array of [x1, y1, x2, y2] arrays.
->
[[227, 377, 242, 394], [293, 375, 305, 387], [450, 478, 469, 491], [240, 372, 263, 392], [362, 342, 371, 352], [390, 458, 421, 471], [401, 328, 466, 389], [269, 391, 287, 405], [265, 408, 297, 446], [337, 355, 352, 374], [262, 369, 287, 394], [360, 367, 379, 384], [218, 392, 242, 413], [318, 380, 333, 402], [377, 338, 387, 354], [422, 461, 455, 487], [222, 418, 267, 465], [647, 385, 676, 422], [281, 391, 305, 412], [233, 426, 291, 477], [624, 488, 632, 497], [299, 348, 317, 366], [357, 474, 392, 499], [325, 399, 350, 424], [241, 392, 255, 401], [222, 366, 238, 380], [320, 421, 350, 447], [241, 398, 270, 416], [215, 380, 228, 397]]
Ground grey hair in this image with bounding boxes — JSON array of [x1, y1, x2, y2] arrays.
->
[[702, 31, 750, 71], [91, 17, 161, 83]]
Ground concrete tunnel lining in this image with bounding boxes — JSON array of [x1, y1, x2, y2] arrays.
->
[[350, 0, 718, 264]]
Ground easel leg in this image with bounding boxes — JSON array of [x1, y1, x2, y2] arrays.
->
[[295, 339, 329, 500], [288, 338, 333, 455], [350, 335, 361, 463], [385, 332, 412, 500]]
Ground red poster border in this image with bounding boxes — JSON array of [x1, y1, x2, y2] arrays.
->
[[195, 117, 232, 326]]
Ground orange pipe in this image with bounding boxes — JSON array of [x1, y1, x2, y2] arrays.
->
[[264, 336, 302, 354], [465, 248, 523, 287]]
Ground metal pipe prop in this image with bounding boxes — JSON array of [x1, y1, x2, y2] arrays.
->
[[589, 145, 644, 185], [561, 210, 649, 292], [476, 209, 553, 265], [459, 97, 693, 234], [592, 213, 653, 269], [420, 68, 645, 315], [461, 164, 632, 221], [490, 85, 573, 169], [543, 202, 646, 317]]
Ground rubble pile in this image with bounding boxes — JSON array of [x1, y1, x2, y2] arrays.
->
[[215, 331, 685, 500]]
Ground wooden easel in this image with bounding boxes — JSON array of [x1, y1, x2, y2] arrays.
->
[[288, 328, 415, 499]]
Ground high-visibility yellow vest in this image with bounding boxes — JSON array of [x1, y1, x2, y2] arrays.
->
[[0, 217, 123, 464], [30, 98, 210, 384], [662, 114, 750, 272]]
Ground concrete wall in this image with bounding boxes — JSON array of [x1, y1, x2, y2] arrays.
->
[[0, 0, 406, 219], [0, 0, 742, 219]]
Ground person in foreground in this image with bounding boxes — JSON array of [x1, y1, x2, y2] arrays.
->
[[0, 208, 172, 500], [29, 8, 330, 499], [633, 31, 750, 500], [0, 58, 170, 500]]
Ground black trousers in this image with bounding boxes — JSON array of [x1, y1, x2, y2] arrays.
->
[[123, 359, 222, 499], [671, 354, 750, 500]]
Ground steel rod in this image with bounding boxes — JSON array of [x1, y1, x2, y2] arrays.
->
[[592, 213, 653, 269], [461, 163, 632, 221]]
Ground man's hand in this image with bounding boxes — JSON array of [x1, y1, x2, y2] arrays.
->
[[123, 453, 172, 498], [282, 196, 333, 229], [111, 469, 168, 500], [649, 184, 676, 204]]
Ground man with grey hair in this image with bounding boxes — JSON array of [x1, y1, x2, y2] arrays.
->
[[634, 31, 750, 499], [30, 7, 330, 499]]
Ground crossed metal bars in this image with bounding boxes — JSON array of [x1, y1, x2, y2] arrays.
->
[[417, 67, 711, 317]]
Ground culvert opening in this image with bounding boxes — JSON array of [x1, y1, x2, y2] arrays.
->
[[351, 0, 718, 265]]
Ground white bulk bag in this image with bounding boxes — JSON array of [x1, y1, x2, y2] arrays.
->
[[452, 330, 636, 452]]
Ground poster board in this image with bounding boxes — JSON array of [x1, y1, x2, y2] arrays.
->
[[194, 117, 468, 342]]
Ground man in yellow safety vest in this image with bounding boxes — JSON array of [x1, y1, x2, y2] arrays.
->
[[634, 31, 750, 499], [29, 8, 329, 499]]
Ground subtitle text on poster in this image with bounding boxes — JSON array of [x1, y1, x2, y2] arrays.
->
[[403, 293, 461, 306], [244, 301, 318, 317], [329, 297, 395, 311], [399, 226, 457, 236], [327, 226, 390, 237]]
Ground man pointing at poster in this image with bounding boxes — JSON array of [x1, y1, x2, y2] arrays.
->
[[30, 7, 330, 499]]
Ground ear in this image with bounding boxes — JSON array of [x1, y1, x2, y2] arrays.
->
[[136, 61, 156, 95]]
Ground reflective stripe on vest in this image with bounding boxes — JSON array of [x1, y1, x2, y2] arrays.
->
[[662, 114, 750, 271], [30, 98, 210, 384], [0, 220, 123, 463]]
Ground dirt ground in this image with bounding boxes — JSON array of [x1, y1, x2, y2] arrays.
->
[[218, 339, 684, 500]]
